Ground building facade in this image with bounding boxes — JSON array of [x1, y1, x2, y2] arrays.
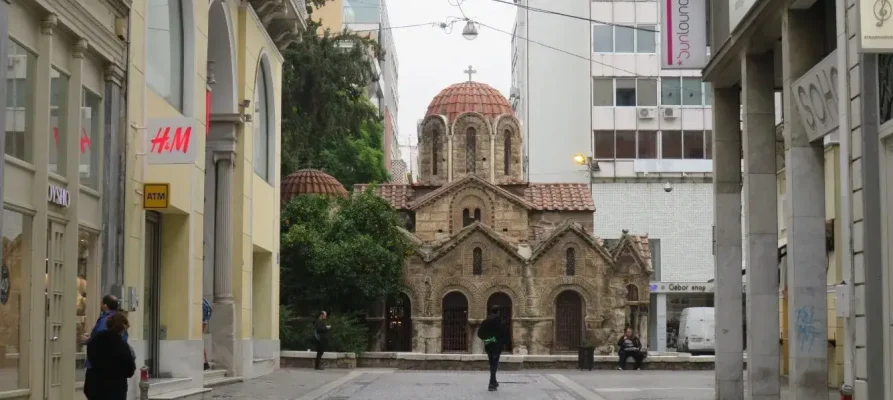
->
[[0, 0, 294, 398], [357, 81, 652, 354], [706, 0, 891, 399], [511, 0, 715, 352]]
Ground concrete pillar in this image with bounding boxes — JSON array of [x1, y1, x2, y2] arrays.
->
[[781, 8, 829, 398], [0, 0, 8, 267], [101, 64, 125, 297], [211, 149, 236, 372], [713, 86, 744, 400], [656, 293, 667, 351], [742, 51, 781, 399]]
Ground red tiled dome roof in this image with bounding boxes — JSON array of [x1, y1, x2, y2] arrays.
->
[[425, 81, 513, 122], [281, 169, 348, 203]]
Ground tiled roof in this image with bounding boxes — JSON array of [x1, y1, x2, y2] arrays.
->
[[281, 169, 348, 203], [425, 81, 514, 122], [353, 184, 414, 209], [524, 184, 595, 211]]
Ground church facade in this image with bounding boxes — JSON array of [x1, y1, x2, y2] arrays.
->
[[356, 81, 652, 354]]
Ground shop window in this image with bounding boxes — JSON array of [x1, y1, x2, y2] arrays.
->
[[147, 0, 185, 110], [637, 131, 658, 159], [683, 131, 706, 159], [50, 69, 69, 176], [592, 78, 613, 107], [637, 79, 658, 106], [661, 78, 681, 106], [594, 130, 614, 159], [75, 230, 98, 383], [616, 131, 636, 158], [5, 40, 33, 163], [0, 208, 32, 391], [682, 78, 704, 106], [615, 79, 636, 107], [473, 247, 483, 275], [661, 131, 683, 159], [81, 89, 101, 188], [254, 64, 272, 182]]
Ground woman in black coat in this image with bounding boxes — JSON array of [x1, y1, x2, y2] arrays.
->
[[84, 312, 136, 400]]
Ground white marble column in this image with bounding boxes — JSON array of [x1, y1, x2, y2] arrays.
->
[[210, 149, 236, 372], [713, 86, 745, 400], [656, 294, 667, 351], [781, 8, 829, 398], [742, 51, 781, 399]]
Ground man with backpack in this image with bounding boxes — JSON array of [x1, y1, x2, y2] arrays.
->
[[477, 305, 508, 392]]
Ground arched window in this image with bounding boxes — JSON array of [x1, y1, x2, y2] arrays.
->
[[466, 127, 476, 173], [462, 209, 472, 227], [253, 63, 272, 181], [626, 284, 639, 302], [473, 247, 483, 275], [504, 130, 512, 176], [432, 130, 441, 175], [565, 248, 576, 276], [473, 208, 481, 222], [146, 0, 185, 110]]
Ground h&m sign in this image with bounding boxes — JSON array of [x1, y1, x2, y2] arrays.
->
[[47, 184, 70, 207], [792, 50, 839, 142]]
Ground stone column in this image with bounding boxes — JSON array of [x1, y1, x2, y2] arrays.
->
[[210, 149, 236, 372], [0, 0, 9, 266], [713, 86, 745, 400], [742, 51, 780, 399], [102, 64, 125, 297], [782, 8, 829, 397], [655, 294, 667, 351]]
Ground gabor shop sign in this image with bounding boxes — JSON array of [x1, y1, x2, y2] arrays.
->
[[792, 50, 839, 142], [649, 282, 714, 293], [660, 0, 708, 69]]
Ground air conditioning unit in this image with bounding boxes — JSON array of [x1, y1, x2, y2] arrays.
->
[[662, 107, 679, 119], [637, 107, 656, 119]]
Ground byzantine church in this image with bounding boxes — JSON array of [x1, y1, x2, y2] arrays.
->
[[355, 80, 653, 355]]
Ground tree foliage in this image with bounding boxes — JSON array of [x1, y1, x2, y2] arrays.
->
[[280, 190, 413, 315], [281, 12, 390, 188]]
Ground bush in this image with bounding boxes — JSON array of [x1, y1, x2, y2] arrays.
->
[[280, 307, 368, 355]]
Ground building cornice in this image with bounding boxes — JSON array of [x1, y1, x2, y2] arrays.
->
[[702, 0, 785, 88]]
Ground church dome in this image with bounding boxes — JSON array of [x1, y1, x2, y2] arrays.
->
[[425, 81, 513, 122], [281, 169, 348, 203]]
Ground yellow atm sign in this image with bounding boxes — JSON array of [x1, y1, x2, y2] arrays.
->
[[143, 183, 170, 209]]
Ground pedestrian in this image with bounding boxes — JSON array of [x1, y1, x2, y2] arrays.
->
[[84, 312, 136, 400], [85, 294, 129, 370], [478, 305, 508, 392], [313, 311, 331, 370], [617, 328, 646, 370], [202, 298, 213, 370]]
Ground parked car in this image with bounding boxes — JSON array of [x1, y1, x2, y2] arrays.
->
[[678, 307, 715, 355]]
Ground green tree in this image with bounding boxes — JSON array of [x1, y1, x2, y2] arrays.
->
[[281, 13, 390, 188], [280, 189, 413, 315]]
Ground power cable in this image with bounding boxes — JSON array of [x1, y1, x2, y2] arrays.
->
[[490, 0, 658, 32]]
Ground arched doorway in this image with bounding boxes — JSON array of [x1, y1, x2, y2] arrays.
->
[[442, 292, 469, 352], [555, 290, 583, 351], [385, 292, 413, 351], [486, 292, 513, 352]]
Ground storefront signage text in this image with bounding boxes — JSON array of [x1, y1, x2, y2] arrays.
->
[[650, 282, 714, 293], [146, 117, 199, 164], [47, 184, 71, 207], [661, 0, 708, 69], [143, 183, 171, 210], [860, 0, 893, 52], [792, 50, 839, 142]]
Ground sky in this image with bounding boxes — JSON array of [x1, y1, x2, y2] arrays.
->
[[384, 0, 518, 172]]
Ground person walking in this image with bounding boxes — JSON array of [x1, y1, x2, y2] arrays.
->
[[84, 312, 136, 400], [478, 305, 508, 392], [617, 328, 646, 370], [313, 311, 330, 370], [202, 298, 213, 370], [85, 294, 129, 371]]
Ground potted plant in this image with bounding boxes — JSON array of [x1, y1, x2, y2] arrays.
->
[[578, 335, 596, 371]]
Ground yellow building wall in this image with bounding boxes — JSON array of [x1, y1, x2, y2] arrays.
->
[[314, 0, 345, 34]]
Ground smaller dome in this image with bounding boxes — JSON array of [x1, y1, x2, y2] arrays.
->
[[281, 169, 348, 203], [426, 81, 513, 122]]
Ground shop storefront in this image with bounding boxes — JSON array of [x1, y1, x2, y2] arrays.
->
[[647, 281, 715, 351], [0, 0, 127, 398]]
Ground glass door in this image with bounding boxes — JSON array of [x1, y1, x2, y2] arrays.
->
[[44, 222, 65, 399], [144, 213, 161, 377]]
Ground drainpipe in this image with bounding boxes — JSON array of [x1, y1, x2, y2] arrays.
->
[[835, 0, 855, 390]]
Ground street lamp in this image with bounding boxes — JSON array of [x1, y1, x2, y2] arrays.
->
[[572, 153, 587, 166], [462, 20, 479, 40], [572, 153, 599, 172]]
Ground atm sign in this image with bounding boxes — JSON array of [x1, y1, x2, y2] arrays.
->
[[143, 183, 170, 209]]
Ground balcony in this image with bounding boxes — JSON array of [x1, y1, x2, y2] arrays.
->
[[247, 0, 309, 50]]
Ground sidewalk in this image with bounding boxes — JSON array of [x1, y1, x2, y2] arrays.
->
[[209, 369, 351, 400]]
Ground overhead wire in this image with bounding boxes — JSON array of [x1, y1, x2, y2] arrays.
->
[[489, 0, 658, 32]]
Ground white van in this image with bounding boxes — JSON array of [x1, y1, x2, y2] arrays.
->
[[678, 307, 715, 355]]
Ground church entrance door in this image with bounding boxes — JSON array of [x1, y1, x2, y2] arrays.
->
[[486, 292, 513, 352], [555, 290, 583, 351], [441, 292, 468, 352], [385, 293, 412, 351]]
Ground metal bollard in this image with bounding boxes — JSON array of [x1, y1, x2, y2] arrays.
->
[[839, 384, 854, 400], [138, 366, 150, 400]]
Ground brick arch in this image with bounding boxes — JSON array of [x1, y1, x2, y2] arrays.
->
[[540, 277, 601, 317], [430, 276, 479, 316], [494, 115, 522, 182], [476, 280, 527, 318], [464, 240, 488, 276], [419, 115, 449, 185], [449, 186, 494, 233]]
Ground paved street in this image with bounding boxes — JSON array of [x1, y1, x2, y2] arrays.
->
[[210, 369, 840, 400]]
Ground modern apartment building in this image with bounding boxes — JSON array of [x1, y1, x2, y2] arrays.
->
[[511, 0, 714, 352], [316, 0, 403, 182]]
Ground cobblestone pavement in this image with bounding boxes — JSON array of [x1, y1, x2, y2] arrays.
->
[[211, 369, 840, 400]]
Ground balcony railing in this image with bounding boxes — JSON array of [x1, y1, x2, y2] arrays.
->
[[248, 0, 309, 51]]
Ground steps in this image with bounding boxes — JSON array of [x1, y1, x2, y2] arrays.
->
[[149, 388, 212, 400], [203, 368, 243, 388], [147, 377, 211, 400]]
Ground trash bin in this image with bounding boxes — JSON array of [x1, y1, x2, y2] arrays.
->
[[578, 346, 595, 370]]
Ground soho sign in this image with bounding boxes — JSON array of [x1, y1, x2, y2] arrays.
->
[[792, 50, 839, 142], [47, 184, 71, 207]]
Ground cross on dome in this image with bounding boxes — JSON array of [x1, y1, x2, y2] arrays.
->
[[464, 65, 477, 81]]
